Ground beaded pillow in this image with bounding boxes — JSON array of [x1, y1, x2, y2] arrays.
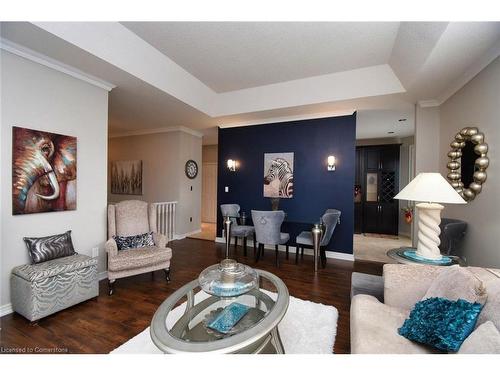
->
[[398, 297, 483, 352], [113, 232, 155, 251]]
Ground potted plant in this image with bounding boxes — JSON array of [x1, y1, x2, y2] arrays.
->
[[401, 206, 414, 224]]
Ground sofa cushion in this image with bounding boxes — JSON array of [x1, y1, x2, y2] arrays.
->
[[458, 321, 500, 354], [12, 254, 97, 282], [476, 278, 500, 331], [423, 265, 487, 304], [108, 246, 172, 272], [113, 232, 155, 251], [23, 230, 76, 264], [350, 294, 434, 354], [398, 297, 483, 352]]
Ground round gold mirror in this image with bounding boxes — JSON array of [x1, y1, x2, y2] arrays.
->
[[447, 127, 489, 202]]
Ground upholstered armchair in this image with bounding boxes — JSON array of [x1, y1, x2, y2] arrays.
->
[[106, 200, 172, 295], [251, 210, 289, 267], [220, 204, 256, 256], [295, 209, 341, 267]]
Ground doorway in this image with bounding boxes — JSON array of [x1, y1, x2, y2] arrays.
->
[[189, 145, 218, 241]]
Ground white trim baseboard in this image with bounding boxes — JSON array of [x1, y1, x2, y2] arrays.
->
[[98, 271, 108, 281], [174, 229, 202, 241], [0, 303, 13, 317], [215, 237, 354, 262]]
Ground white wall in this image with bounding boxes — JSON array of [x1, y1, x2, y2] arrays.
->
[[439, 57, 500, 268], [1, 51, 109, 308], [108, 130, 202, 236]]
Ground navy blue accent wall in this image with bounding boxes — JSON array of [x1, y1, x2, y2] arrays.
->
[[217, 114, 356, 254]]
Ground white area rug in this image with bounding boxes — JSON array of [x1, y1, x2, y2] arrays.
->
[[111, 290, 338, 354]]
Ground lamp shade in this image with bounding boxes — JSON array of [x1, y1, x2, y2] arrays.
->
[[394, 173, 466, 204]]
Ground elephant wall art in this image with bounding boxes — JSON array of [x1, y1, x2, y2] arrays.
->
[[12, 126, 77, 215]]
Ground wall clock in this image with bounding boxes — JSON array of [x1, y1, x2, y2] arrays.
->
[[185, 160, 198, 179]]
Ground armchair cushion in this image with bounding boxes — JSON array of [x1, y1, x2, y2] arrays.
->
[[153, 232, 168, 248], [383, 264, 443, 311], [423, 265, 487, 304], [350, 294, 433, 354], [108, 246, 172, 272], [458, 321, 500, 354], [113, 232, 154, 251]]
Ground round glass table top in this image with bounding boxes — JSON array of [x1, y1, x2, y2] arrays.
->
[[387, 247, 466, 266], [150, 269, 289, 353]]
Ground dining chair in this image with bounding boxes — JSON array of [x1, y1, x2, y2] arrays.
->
[[251, 210, 290, 267], [220, 204, 256, 257], [295, 209, 341, 267]]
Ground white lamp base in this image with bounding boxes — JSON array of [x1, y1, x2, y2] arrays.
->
[[415, 203, 444, 260]]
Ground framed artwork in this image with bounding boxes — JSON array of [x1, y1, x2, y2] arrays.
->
[[12, 126, 77, 215], [263, 152, 294, 198], [111, 160, 143, 195]]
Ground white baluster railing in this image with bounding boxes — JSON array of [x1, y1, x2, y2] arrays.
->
[[153, 201, 177, 242]]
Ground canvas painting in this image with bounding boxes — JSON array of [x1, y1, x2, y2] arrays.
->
[[12, 126, 77, 215], [111, 160, 143, 195], [263, 152, 294, 198]]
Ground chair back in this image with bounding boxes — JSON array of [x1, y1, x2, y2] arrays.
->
[[108, 200, 156, 238], [220, 204, 240, 225], [251, 210, 285, 245], [321, 209, 341, 246], [439, 218, 467, 255]]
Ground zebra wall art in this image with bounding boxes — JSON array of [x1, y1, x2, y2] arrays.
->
[[263, 152, 294, 198]]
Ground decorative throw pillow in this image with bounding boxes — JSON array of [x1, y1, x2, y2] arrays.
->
[[476, 278, 500, 331], [113, 232, 155, 250], [423, 265, 487, 304], [398, 297, 483, 352], [458, 321, 500, 354], [23, 230, 76, 264]]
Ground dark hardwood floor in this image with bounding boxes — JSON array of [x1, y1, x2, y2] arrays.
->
[[0, 238, 382, 354]]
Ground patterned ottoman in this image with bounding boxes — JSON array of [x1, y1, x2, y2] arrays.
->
[[10, 254, 98, 322]]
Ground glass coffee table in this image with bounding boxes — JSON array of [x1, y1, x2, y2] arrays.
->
[[150, 269, 289, 354]]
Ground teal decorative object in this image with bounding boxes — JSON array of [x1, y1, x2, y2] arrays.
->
[[398, 297, 483, 352], [402, 249, 452, 265], [207, 302, 250, 334]]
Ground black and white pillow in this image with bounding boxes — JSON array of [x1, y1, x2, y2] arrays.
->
[[113, 232, 155, 251], [24, 230, 76, 264]]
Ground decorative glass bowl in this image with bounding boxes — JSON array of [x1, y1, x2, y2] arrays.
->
[[198, 259, 259, 297]]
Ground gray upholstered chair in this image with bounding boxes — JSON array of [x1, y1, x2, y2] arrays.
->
[[106, 200, 172, 295], [251, 210, 290, 267], [220, 204, 256, 257], [439, 218, 467, 256], [295, 209, 341, 267]]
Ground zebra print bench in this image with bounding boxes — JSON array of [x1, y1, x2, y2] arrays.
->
[[10, 254, 98, 323]]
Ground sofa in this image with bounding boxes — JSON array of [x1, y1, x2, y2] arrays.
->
[[350, 264, 500, 353], [106, 200, 173, 295]]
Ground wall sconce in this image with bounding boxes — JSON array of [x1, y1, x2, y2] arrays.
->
[[227, 159, 237, 172], [327, 155, 336, 171]]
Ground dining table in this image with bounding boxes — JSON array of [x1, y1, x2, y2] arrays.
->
[[222, 213, 325, 272]]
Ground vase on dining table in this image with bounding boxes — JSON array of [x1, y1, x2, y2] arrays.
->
[[270, 197, 280, 211]]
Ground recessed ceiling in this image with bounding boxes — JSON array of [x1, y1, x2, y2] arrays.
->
[[1, 21, 499, 145], [122, 22, 400, 93]]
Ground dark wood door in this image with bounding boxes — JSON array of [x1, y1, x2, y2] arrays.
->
[[365, 148, 380, 171], [363, 203, 380, 233], [379, 202, 398, 235]]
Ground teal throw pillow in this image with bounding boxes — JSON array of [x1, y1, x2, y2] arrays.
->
[[398, 297, 483, 352]]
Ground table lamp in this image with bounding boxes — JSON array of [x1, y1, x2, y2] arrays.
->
[[394, 173, 466, 260]]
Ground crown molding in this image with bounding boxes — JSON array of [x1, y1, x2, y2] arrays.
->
[[436, 38, 500, 105], [0, 38, 115, 92], [417, 99, 441, 108], [218, 110, 355, 129], [109, 126, 203, 139]]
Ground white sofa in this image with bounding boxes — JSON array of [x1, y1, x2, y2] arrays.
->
[[350, 264, 500, 354]]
